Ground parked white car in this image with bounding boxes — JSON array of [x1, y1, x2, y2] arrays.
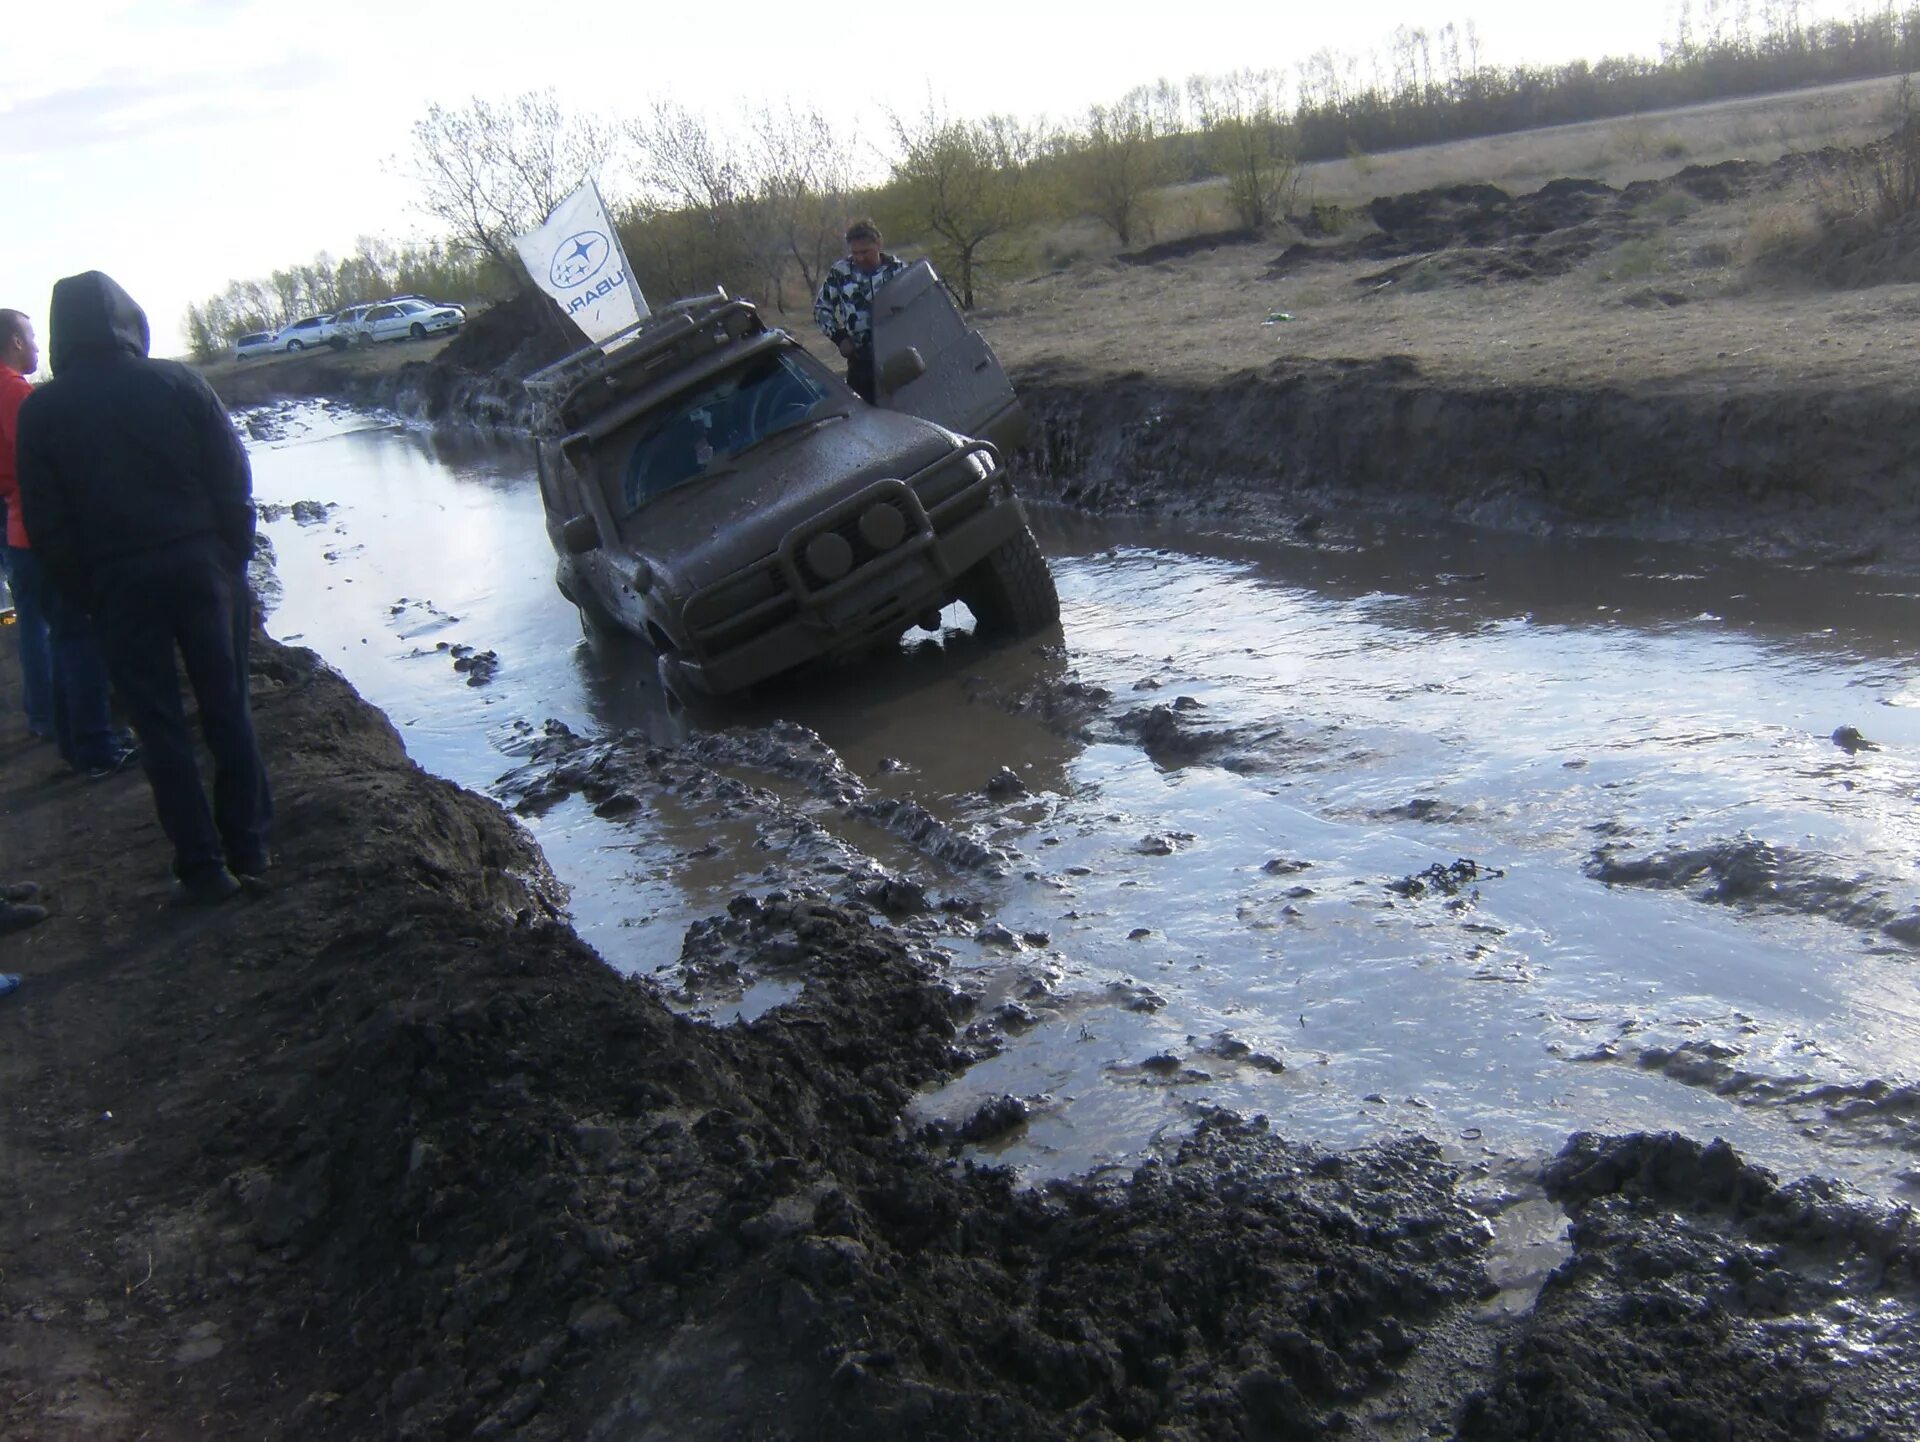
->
[[233, 331, 276, 361], [273, 314, 343, 352], [353, 299, 465, 344]]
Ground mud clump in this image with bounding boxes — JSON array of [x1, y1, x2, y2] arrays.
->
[[1390, 858, 1505, 898], [1588, 835, 1920, 946], [1461, 1131, 1920, 1440]]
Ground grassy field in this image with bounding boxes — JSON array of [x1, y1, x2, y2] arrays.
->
[[876, 74, 1920, 399]]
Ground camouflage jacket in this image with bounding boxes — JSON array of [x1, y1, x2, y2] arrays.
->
[[812, 253, 909, 347]]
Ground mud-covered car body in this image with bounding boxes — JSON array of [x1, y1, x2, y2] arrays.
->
[[530, 265, 1055, 697]]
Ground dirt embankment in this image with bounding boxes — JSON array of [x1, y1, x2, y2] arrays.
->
[[998, 148, 1920, 568], [7, 635, 1920, 1439], [1008, 355, 1916, 566]]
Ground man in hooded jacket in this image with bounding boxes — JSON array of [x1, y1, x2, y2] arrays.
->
[[16, 271, 271, 905]]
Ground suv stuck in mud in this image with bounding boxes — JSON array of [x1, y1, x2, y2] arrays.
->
[[529, 263, 1058, 698]]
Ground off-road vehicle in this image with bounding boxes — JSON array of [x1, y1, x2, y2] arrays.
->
[[529, 261, 1058, 698]]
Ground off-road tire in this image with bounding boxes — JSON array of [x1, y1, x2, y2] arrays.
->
[[957, 526, 1059, 637], [558, 577, 619, 640], [576, 603, 617, 640], [410, 322, 427, 340]]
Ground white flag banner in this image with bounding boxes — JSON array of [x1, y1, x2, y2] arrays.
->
[[512, 181, 649, 345]]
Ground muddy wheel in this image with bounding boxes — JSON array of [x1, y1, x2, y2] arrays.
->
[[576, 603, 618, 640], [409, 322, 427, 340], [957, 527, 1059, 637]]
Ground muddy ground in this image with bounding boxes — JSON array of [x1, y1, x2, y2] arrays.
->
[[8, 636, 1920, 1441], [10, 137, 1920, 1438]]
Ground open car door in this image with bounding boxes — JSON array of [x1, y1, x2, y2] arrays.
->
[[869, 261, 1028, 453]]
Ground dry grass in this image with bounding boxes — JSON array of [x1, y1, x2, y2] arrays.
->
[[988, 74, 1909, 286], [790, 76, 1920, 409]]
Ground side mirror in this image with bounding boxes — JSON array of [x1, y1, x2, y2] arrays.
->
[[560, 514, 601, 554], [879, 346, 928, 395]]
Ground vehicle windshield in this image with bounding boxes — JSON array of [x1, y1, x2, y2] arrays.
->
[[619, 351, 831, 512]]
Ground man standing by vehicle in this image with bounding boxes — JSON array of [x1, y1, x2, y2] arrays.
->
[[17, 272, 270, 905], [813, 220, 908, 403], [0, 307, 131, 775]]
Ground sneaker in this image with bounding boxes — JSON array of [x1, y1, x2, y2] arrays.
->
[[229, 851, 272, 881], [0, 901, 47, 934], [171, 867, 243, 907], [0, 882, 40, 904], [84, 746, 141, 782]]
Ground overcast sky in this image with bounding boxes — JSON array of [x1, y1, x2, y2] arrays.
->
[[0, 0, 1830, 359]]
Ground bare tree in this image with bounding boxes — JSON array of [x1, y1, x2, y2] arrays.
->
[[1075, 87, 1166, 246], [405, 91, 613, 279], [1189, 70, 1300, 232], [628, 102, 789, 305], [626, 101, 857, 310], [888, 104, 1042, 309], [749, 102, 857, 298]]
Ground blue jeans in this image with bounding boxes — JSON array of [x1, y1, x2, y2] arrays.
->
[[6, 547, 116, 766], [3, 545, 53, 738]]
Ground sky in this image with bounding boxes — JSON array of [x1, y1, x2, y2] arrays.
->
[[0, 0, 1818, 360]]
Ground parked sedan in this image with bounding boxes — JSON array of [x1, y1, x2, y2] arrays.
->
[[273, 314, 343, 352], [233, 331, 276, 361], [354, 299, 464, 344]]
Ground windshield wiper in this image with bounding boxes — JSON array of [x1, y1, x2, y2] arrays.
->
[[762, 409, 851, 447]]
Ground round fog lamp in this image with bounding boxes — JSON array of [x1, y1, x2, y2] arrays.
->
[[805, 532, 854, 581], [858, 502, 907, 551]]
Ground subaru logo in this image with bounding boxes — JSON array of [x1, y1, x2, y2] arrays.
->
[[550, 231, 611, 289]]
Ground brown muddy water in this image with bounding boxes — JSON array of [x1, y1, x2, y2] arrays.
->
[[251, 404, 1920, 1216]]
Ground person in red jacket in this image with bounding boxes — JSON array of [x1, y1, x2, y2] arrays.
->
[[0, 310, 53, 740], [0, 307, 131, 776]]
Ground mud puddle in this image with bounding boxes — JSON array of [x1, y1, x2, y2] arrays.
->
[[249, 405, 1920, 1204]]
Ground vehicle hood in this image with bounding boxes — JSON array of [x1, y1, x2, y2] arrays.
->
[[619, 409, 960, 594], [48, 271, 150, 375]]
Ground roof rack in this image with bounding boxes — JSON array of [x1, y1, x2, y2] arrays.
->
[[526, 289, 768, 432]]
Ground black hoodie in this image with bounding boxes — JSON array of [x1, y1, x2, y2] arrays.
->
[[15, 271, 252, 601]]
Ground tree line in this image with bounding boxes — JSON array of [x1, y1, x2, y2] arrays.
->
[[1291, 2, 1920, 158], [183, 236, 492, 359], [186, 3, 1920, 357]]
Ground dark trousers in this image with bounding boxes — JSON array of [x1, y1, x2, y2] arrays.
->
[[847, 340, 877, 404], [2, 545, 53, 737], [8, 545, 117, 767], [91, 544, 271, 880]]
